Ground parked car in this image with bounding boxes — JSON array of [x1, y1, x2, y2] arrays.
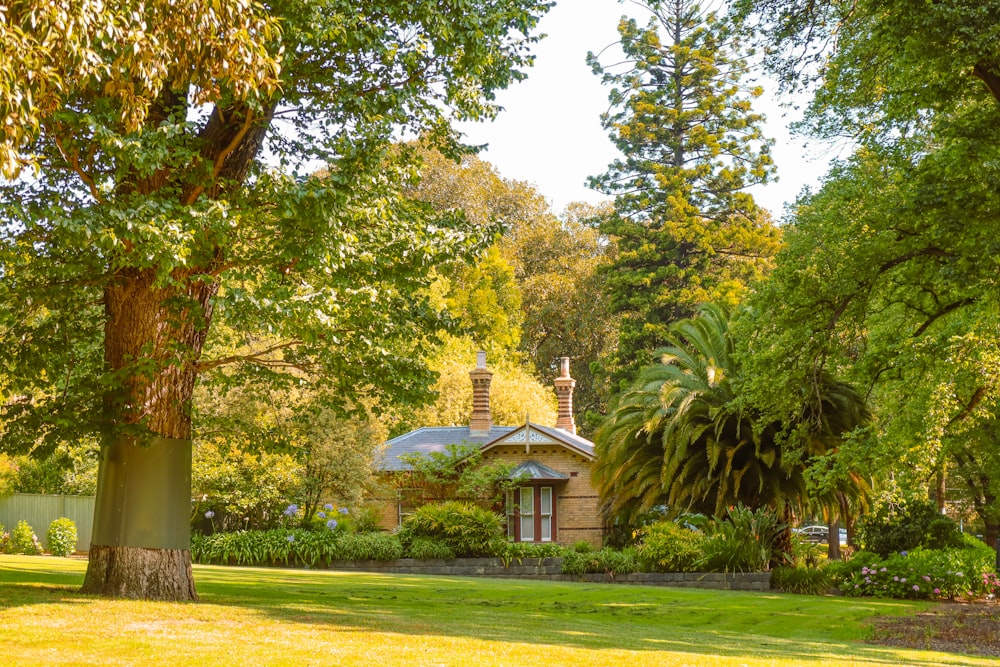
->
[[793, 525, 847, 544]]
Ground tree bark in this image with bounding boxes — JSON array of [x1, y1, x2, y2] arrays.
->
[[82, 268, 217, 600]]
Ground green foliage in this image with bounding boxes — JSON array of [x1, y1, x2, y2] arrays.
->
[[335, 533, 404, 562], [692, 505, 786, 573], [589, 0, 778, 385], [397, 501, 506, 558], [9, 520, 42, 555], [559, 547, 638, 576], [397, 442, 521, 508], [770, 564, 833, 595], [835, 546, 999, 600], [191, 440, 303, 532], [735, 0, 1000, 546], [2, 0, 552, 599], [46, 517, 77, 557], [405, 537, 456, 560], [502, 541, 568, 560], [635, 521, 706, 573], [571, 540, 596, 554], [595, 306, 869, 527], [190, 529, 404, 567], [857, 500, 964, 558]]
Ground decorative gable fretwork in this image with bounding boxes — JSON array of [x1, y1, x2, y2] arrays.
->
[[505, 430, 554, 444]]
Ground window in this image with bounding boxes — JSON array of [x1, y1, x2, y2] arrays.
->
[[520, 487, 534, 542], [540, 487, 552, 542], [507, 485, 556, 543]]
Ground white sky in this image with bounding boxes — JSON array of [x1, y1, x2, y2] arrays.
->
[[458, 0, 841, 219]]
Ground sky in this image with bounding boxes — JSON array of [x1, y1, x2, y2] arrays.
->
[[458, 0, 840, 218]]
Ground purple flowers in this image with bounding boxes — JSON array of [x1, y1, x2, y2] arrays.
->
[[912, 585, 920, 591], [326, 519, 338, 530], [204, 510, 215, 519], [317, 511, 326, 519], [286, 534, 295, 543], [339, 507, 350, 515], [283, 504, 298, 517], [324, 503, 334, 511]]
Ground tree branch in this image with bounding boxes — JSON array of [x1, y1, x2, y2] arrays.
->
[[196, 339, 304, 372]]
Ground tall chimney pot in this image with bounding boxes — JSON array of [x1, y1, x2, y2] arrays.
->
[[469, 351, 493, 436], [554, 357, 576, 434]]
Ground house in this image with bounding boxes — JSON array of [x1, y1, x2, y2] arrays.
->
[[372, 352, 604, 547]]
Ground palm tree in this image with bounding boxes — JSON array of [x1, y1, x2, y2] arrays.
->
[[594, 304, 869, 531]]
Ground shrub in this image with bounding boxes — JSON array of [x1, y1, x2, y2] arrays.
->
[[397, 501, 506, 557], [560, 550, 590, 575], [46, 517, 78, 557], [334, 532, 403, 561], [856, 499, 953, 557], [693, 505, 784, 573], [405, 537, 455, 560], [10, 520, 42, 555], [771, 564, 833, 595], [636, 520, 705, 572], [503, 541, 568, 560], [560, 547, 638, 576], [572, 540, 595, 554], [835, 544, 999, 600]]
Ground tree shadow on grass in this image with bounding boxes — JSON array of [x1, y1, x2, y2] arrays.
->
[[190, 565, 975, 667]]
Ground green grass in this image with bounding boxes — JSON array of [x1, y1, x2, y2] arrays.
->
[[0, 554, 992, 666]]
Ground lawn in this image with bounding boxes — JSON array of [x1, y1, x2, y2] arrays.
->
[[0, 554, 991, 667]]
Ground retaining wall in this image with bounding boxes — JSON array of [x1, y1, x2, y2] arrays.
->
[[326, 557, 771, 591]]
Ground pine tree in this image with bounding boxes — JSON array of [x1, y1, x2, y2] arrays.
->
[[589, 0, 779, 388]]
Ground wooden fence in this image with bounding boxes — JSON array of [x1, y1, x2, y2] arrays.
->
[[0, 493, 95, 551]]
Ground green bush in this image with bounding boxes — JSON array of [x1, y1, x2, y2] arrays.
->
[[572, 540, 595, 554], [10, 520, 42, 555], [856, 499, 955, 557], [404, 537, 455, 560], [560, 547, 638, 576], [770, 564, 833, 595], [334, 532, 403, 561], [635, 520, 705, 572], [397, 501, 506, 557], [835, 545, 999, 600], [502, 541, 568, 560], [693, 505, 783, 573], [46, 517, 77, 557], [560, 550, 590, 575]]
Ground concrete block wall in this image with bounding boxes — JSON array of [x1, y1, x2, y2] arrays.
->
[[324, 557, 772, 592]]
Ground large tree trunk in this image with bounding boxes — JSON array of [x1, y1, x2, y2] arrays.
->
[[82, 268, 217, 600]]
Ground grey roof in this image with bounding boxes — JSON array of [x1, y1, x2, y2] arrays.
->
[[527, 424, 596, 458], [378, 423, 595, 472], [378, 426, 516, 471], [507, 460, 569, 481]]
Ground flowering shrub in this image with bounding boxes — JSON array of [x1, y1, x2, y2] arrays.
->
[[46, 517, 77, 557], [836, 545, 999, 600], [10, 520, 42, 555]]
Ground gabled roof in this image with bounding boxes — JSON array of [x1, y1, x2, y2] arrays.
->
[[378, 422, 595, 472], [480, 423, 595, 461]]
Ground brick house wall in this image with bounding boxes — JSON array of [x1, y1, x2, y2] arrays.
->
[[482, 445, 602, 547]]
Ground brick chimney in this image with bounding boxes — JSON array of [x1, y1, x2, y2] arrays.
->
[[469, 351, 493, 436], [554, 357, 576, 434]]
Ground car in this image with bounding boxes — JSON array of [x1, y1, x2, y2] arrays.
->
[[794, 525, 848, 544]]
